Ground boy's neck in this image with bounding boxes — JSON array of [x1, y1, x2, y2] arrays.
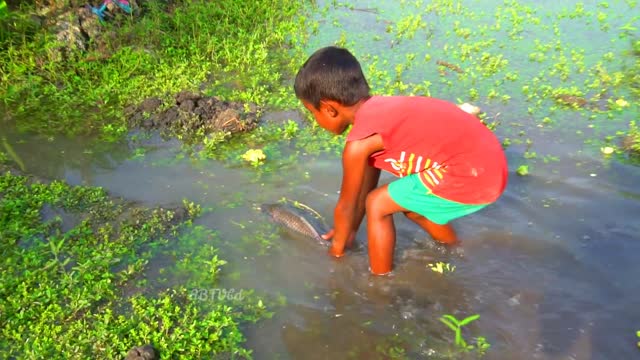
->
[[343, 96, 370, 125]]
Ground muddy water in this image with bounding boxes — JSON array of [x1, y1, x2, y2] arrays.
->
[[2, 0, 640, 359], [3, 123, 639, 359]]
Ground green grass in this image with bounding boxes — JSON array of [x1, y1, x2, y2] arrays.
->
[[0, 0, 308, 138], [624, 120, 640, 156], [0, 169, 270, 358]]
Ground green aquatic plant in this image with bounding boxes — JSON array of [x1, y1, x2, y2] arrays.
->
[[241, 148, 267, 167], [516, 164, 530, 176], [623, 121, 640, 158], [0, 171, 270, 358], [428, 262, 455, 274], [440, 314, 490, 355]]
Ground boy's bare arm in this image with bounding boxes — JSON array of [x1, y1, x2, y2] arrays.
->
[[351, 164, 380, 242], [329, 134, 383, 257]]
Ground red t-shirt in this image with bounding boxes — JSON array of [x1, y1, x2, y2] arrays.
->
[[347, 96, 508, 204]]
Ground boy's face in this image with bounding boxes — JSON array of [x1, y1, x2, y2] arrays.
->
[[302, 100, 349, 135]]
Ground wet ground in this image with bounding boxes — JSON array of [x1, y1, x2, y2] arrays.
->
[[2, 0, 640, 359]]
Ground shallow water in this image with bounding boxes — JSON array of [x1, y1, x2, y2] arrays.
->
[[3, 0, 640, 359]]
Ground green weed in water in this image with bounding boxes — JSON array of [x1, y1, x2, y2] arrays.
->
[[0, 170, 269, 358], [623, 120, 640, 158], [428, 262, 456, 274], [516, 164, 530, 176], [439, 314, 490, 356]]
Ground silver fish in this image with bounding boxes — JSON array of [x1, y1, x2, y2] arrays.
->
[[261, 203, 329, 247]]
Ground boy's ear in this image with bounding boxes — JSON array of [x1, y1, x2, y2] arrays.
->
[[319, 100, 340, 118]]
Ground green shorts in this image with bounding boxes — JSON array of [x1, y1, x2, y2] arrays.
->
[[387, 173, 488, 225]]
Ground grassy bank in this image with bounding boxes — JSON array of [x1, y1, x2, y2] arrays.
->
[[0, 168, 271, 358], [0, 0, 308, 138]]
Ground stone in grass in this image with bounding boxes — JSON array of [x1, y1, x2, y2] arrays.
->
[[125, 344, 157, 360]]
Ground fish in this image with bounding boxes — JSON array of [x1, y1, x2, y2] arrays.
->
[[260, 202, 330, 247]]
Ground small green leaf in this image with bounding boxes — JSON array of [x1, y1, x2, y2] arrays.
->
[[516, 164, 529, 176], [439, 317, 458, 332], [459, 314, 480, 326]]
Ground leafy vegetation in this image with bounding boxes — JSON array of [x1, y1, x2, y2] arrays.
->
[[623, 120, 640, 157], [0, 170, 270, 358], [439, 314, 490, 356], [0, 0, 308, 137]]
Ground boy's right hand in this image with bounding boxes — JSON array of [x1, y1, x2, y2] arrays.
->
[[321, 229, 335, 242], [322, 229, 354, 257]]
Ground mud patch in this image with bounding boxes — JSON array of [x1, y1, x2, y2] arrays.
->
[[125, 91, 260, 141]]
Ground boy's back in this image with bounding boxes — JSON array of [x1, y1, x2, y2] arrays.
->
[[347, 96, 507, 205]]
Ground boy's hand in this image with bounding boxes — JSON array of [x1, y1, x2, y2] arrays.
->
[[322, 229, 354, 258], [321, 229, 335, 242]]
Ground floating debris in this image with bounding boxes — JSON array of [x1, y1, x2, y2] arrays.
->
[[242, 148, 266, 166], [458, 102, 481, 116], [615, 98, 630, 108], [553, 94, 588, 108], [436, 60, 464, 74], [600, 146, 614, 155]]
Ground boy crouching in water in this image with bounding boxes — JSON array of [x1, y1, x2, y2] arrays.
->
[[294, 46, 508, 275]]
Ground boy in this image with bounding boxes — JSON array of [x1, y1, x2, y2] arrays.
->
[[294, 46, 508, 275]]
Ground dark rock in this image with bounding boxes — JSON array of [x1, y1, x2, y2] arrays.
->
[[178, 99, 196, 113], [139, 98, 163, 113], [125, 344, 157, 360], [175, 90, 200, 104], [142, 118, 154, 129]]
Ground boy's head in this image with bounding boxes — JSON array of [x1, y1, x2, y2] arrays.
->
[[294, 46, 370, 134], [294, 46, 370, 109]]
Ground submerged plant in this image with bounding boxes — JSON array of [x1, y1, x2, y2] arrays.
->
[[428, 262, 456, 274], [0, 171, 270, 358], [241, 148, 267, 167]]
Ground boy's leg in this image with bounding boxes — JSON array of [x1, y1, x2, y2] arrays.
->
[[365, 184, 409, 275], [403, 211, 457, 245]]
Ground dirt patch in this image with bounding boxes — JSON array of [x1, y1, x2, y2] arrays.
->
[[125, 91, 260, 140]]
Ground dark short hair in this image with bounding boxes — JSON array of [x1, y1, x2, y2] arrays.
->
[[294, 46, 370, 109]]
